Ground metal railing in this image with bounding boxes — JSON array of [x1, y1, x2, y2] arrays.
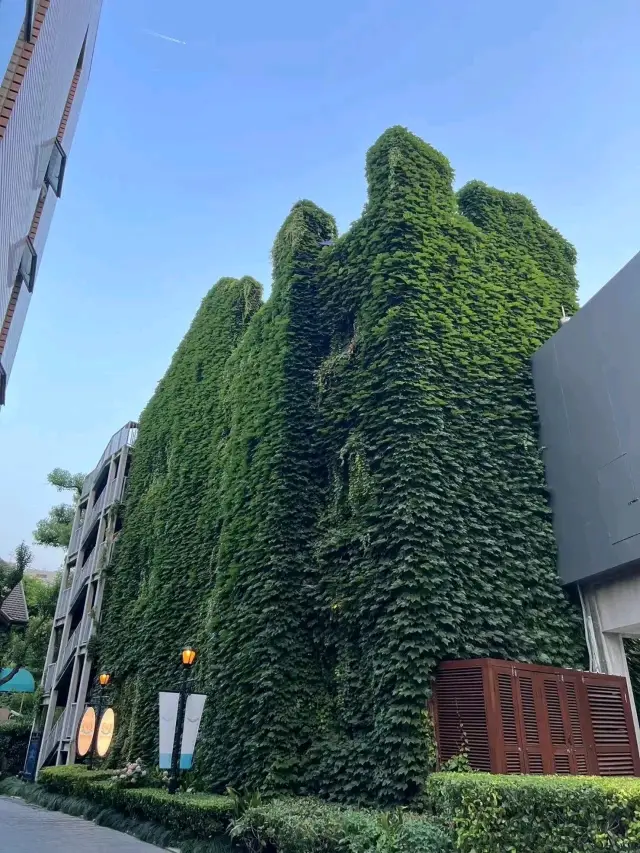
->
[[43, 663, 56, 694], [41, 711, 64, 765], [81, 423, 138, 498], [87, 487, 107, 529], [71, 547, 99, 600], [55, 585, 71, 620], [62, 702, 78, 741], [80, 616, 93, 646], [56, 622, 81, 679], [68, 518, 85, 554]]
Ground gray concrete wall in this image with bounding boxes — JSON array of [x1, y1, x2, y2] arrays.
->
[[533, 251, 640, 586]]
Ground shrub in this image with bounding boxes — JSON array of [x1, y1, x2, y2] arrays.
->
[[109, 757, 150, 788], [0, 718, 31, 777], [426, 772, 640, 852], [40, 766, 232, 837], [39, 764, 113, 795], [231, 797, 450, 853], [389, 816, 453, 853], [38, 767, 451, 852]]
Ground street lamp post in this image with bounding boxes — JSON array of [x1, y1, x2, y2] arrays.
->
[[167, 646, 197, 794], [88, 672, 111, 770]]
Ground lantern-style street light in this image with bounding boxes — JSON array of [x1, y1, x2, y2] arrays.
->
[[168, 647, 197, 794], [88, 672, 111, 770]]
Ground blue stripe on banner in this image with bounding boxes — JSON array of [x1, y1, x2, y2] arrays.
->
[[159, 753, 172, 769], [180, 754, 193, 770]]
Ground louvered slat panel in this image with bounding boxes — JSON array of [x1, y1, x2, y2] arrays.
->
[[553, 754, 571, 774], [544, 679, 567, 745], [435, 666, 491, 771], [586, 682, 637, 777], [575, 754, 588, 775], [437, 660, 640, 780], [564, 681, 584, 746], [498, 672, 518, 744], [505, 751, 523, 774], [519, 676, 539, 743], [597, 755, 635, 776], [527, 753, 544, 774], [587, 685, 629, 744]]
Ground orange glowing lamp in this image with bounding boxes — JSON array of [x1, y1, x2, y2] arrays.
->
[[98, 672, 111, 687], [181, 647, 197, 667]]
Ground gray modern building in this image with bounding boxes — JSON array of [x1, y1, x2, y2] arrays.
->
[[0, 0, 103, 406], [36, 422, 137, 771], [533, 250, 640, 735]]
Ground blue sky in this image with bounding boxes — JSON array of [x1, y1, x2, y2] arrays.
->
[[1, 0, 640, 571]]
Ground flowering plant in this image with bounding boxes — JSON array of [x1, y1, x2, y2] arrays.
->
[[110, 758, 148, 788]]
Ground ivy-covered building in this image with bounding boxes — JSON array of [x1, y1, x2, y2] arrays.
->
[[97, 127, 588, 803]]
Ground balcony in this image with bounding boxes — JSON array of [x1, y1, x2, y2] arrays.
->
[[55, 623, 81, 680], [80, 423, 138, 499], [40, 710, 65, 767], [88, 487, 107, 527], [68, 520, 85, 555], [70, 551, 95, 601], [55, 586, 71, 621], [43, 663, 56, 694], [80, 616, 93, 646], [62, 702, 78, 741]]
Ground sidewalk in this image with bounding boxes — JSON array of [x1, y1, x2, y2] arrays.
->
[[0, 796, 163, 852]]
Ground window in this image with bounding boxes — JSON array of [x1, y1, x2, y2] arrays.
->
[[16, 237, 36, 292], [45, 139, 66, 197], [24, 0, 35, 42], [0, 363, 6, 406]]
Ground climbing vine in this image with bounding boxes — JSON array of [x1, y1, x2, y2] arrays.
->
[[99, 276, 262, 762], [98, 128, 586, 804]]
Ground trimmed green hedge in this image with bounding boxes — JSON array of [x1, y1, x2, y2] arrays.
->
[[39, 765, 231, 837], [426, 772, 640, 852], [36, 766, 451, 852], [34, 766, 640, 852], [0, 718, 30, 777]]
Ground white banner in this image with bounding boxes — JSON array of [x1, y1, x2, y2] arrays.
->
[[179, 694, 206, 770], [159, 691, 179, 769]]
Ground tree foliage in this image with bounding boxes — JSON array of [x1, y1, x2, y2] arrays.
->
[[0, 543, 32, 605], [33, 469, 85, 550], [18, 574, 60, 679], [1, 555, 57, 712], [98, 128, 586, 804]]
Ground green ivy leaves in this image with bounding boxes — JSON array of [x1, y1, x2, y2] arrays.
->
[[98, 128, 586, 805]]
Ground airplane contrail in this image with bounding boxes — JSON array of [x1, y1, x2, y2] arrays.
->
[[143, 29, 187, 45]]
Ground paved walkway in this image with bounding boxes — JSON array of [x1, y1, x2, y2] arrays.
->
[[0, 796, 163, 851]]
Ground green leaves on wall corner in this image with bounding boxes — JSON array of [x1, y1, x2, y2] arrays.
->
[[98, 127, 587, 804]]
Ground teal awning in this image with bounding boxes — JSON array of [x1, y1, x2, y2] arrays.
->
[[0, 667, 36, 693]]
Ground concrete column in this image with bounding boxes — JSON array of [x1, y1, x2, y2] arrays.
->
[[36, 686, 59, 772], [67, 653, 92, 765]]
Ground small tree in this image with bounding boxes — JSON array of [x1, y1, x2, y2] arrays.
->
[[0, 543, 34, 687], [33, 468, 85, 550], [0, 542, 33, 605]]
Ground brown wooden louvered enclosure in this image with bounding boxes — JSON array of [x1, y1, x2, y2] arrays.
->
[[433, 659, 640, 777]]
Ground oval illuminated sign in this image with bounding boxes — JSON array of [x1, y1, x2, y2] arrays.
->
[[97, 708, 115, 758], [76, 707, 96, 757]]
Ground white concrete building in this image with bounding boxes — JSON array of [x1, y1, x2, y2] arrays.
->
[[0, 0, 103, 406], [36, 422, 137, 770]]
